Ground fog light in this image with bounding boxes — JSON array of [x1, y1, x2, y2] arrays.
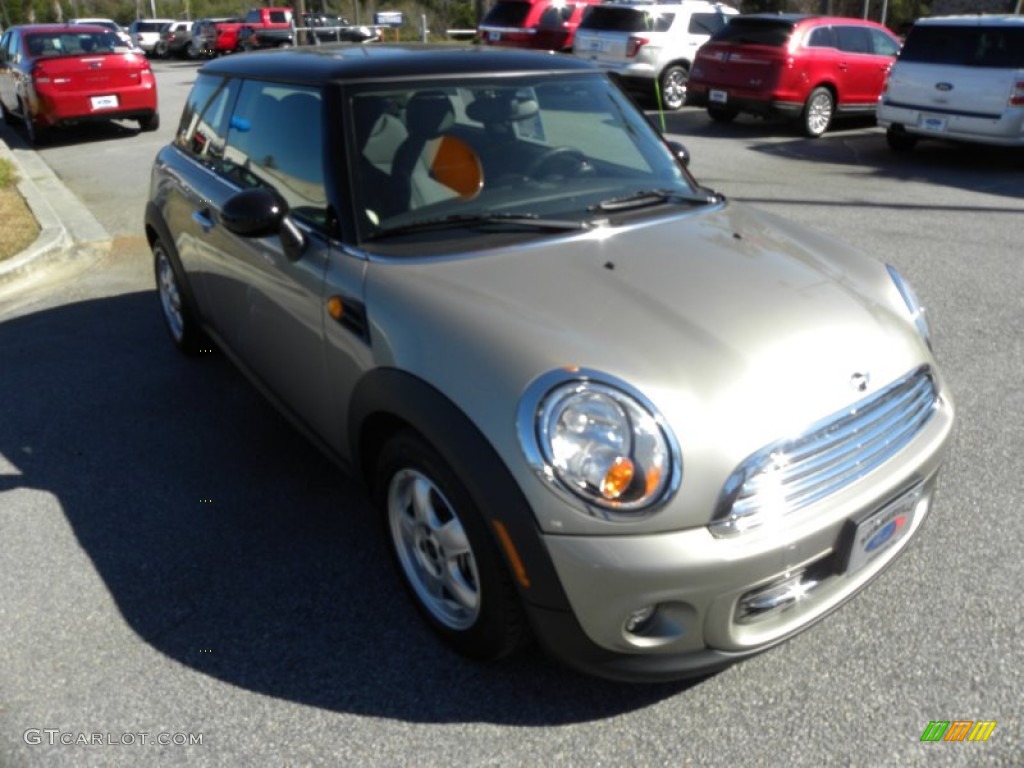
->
[[624, 604, 657, 634]]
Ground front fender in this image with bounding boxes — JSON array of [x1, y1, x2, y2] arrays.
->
[[348, 367, 571, 612]]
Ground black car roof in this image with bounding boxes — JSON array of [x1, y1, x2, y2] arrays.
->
[[198, 43, 598, 83]]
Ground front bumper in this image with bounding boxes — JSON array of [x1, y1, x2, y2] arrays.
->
[[525, 393, 953, 682]]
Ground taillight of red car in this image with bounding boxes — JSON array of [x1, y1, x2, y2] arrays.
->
[[30, 60, 55, 87]]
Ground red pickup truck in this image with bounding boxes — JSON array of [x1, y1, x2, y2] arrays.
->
[[206, 7, 293, 55]]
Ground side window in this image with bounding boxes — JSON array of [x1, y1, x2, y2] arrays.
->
[[689, 13, 726, 36], [653, 12, 674, 34], [222, 81, 327, 229], [868, 29, 899, 56], [807, 26, 836, 49], [539, 6, 572, 26], [176, 73, 235, 165], [835, 26, 871, 54]]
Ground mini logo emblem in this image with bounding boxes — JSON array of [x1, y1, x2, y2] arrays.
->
[[935, 82, 953, 92], [850, 372, 870, 392]]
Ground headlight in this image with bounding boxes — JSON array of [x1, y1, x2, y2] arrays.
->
[[887, 265, 931, 350], [518, 370, 681, 517]]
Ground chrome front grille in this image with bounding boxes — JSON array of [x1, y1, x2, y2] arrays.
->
[[711, 366, 938, 537]]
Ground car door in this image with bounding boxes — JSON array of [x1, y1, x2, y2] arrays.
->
[[834, 24, 897, 107], [204, 80, 339, 435]]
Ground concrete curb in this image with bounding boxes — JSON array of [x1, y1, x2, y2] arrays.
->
[[0, 138, 111, 288]]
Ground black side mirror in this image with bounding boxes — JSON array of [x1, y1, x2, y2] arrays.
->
[[220, 187, 306, 262], [666, 140, 690, 169]]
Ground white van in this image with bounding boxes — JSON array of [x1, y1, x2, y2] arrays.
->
[[877, 15, 1024, 151]]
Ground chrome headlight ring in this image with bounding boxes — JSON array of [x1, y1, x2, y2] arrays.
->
[[516, 368, 682, 520]]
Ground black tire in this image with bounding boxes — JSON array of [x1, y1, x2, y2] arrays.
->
[[139, 112, 160, 132], [657, 65, 689, 111], [886, 127, 918, 152], [375, 430, 528, 661], [707, 106, 738, 124], [20, 100, 46, 146], [1, 99, 14, 125], [153, 237, 206, 355], [800, 86, 834, 138]]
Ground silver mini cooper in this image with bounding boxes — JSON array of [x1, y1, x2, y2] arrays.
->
[[146, 45, 954, 681]]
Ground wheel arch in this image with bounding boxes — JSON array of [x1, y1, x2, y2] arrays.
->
[[349, 367, 572, 611], [659, 58, 693, 82]]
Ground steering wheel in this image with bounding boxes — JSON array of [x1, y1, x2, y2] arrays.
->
[[524, 146, 588, 180]]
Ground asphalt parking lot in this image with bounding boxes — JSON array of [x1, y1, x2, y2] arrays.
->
[[0, 58, 1022, 767]]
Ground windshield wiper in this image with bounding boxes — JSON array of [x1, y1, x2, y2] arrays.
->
[[591, 188, 723, 212], [367, 213, 592, 241]]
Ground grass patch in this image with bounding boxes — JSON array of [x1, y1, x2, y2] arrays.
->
[[0, 157, 39, 262]]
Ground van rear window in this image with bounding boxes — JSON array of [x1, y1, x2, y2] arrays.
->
[[900, 26, 1024, 67]]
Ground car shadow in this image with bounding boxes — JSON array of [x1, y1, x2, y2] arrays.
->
[[0, 291, 700, 725], [658, 107, 1024, 204], [1, 118, 144, 149]]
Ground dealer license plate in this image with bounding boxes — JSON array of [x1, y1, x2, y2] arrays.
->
[[488, 31, 500, 42], [843, 484, 922, 575], [91, 95, 119, 110], [919, 114, 947, 133], [709, 89, 728, 104]]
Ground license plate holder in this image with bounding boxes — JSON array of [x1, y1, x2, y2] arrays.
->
[[919, 114, 947, 133], [709, 89, 728, 104], [91, 94, 119, 111], [840, 484, 922, 575]]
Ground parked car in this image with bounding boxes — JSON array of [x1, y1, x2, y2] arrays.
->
[[129, 18, 175, 55], [146, 45, 953, 682], [154, 20, 193, 58], [687, 14, 902, 137], [300, 13, 379, 44], [68, 17, 133, 48], [877, 15, 1024, 151], [571, 0, 738, 110], [0, 23, 159, 145], [190, 17, 241, 58], [209, 7, 294, 56], [479, 0, 603, 52]]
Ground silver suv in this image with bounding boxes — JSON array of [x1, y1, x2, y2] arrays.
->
[[877, 15, 1024, 151], [572, 0, 738, 109]]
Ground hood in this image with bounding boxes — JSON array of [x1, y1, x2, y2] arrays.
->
[[366, 203, 932, 531]]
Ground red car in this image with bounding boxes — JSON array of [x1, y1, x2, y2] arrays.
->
[[687, 14, 901, 137], [479, 0, 602, 52], [0, 23, 159, 145]]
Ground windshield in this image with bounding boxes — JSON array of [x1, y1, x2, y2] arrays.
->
[[346, 73, 700, 245], [25, 30, 125, 56]]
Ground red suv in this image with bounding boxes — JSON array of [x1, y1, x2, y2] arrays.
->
[[687, 14, 901, 137], [479, 0, 602, 52]]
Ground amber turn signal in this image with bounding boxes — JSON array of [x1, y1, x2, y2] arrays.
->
[[326, 296, 344, 320], [601, 457, 635, 500]]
